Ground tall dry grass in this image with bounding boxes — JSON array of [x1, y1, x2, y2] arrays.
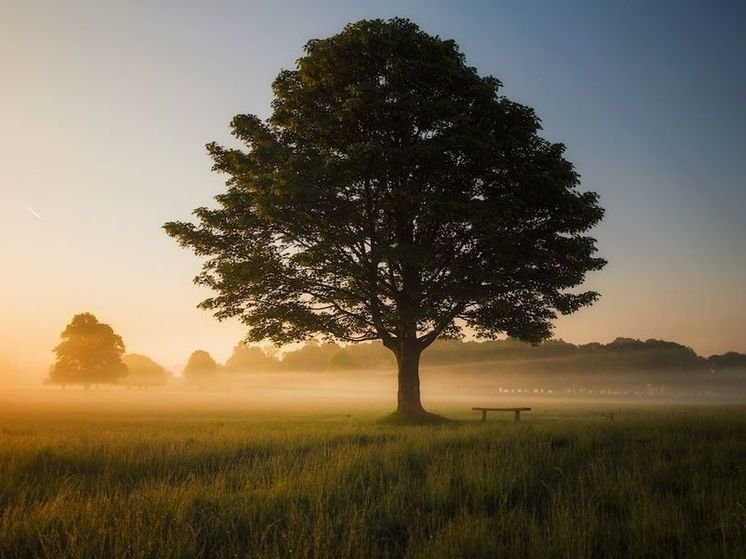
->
[[0, 399, 744, 557]]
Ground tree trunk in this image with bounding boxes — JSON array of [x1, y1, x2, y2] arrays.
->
[[395, 341, 425, 417]]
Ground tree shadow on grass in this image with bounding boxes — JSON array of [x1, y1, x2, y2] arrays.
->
[[378, 411, 459, 426]]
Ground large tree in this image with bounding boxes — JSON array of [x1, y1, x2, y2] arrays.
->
[[165, 18, 605, 419], [49, 313, 128, 388]]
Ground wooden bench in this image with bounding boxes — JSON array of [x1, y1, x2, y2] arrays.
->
[[473, 407, 532, 423]]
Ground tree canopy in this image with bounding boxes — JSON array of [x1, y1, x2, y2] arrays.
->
[[165, 18, 605, 418], [49, 313, 128, 387]]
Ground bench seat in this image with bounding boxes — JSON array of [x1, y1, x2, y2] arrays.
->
[[472, 407, 532, 422]]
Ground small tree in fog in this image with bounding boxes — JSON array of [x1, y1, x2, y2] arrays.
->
[[49, 313, 128, 388], [165, 19, 605, 420], [225, 343, 279, 372], [123, 354, 169, 388], [183, 350, 219, 382]]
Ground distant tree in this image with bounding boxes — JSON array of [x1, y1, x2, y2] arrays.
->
[[328, 348, 359, 370], [164, 18, 605, 420], [183, 350, 219, 381], [224, 343, 279, 372], [122, 354, 169, 388], [342, 341, 395, 370], [49, 313, 128, 388], [707, 352, 746, 373], [280, 341, 342, 371]]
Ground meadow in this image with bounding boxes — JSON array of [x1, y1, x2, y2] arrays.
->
[[0, 390, 744, 558]]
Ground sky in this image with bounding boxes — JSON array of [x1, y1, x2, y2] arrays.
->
[[1, 0, 745, 372]]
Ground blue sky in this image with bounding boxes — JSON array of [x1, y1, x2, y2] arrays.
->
[[1, 0, 744, 367]]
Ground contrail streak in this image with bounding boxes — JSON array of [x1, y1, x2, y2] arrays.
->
[[21, 203, 43, 220]]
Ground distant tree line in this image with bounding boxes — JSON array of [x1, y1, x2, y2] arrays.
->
[[213, 337, 746, 376], [47, 313, 745, 389]]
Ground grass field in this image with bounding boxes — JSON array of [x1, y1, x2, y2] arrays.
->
[[0, 391, 744, 558]]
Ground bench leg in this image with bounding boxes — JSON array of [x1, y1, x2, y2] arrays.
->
[[514, 410, 520, 423], [481, 410, 487, 422]]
